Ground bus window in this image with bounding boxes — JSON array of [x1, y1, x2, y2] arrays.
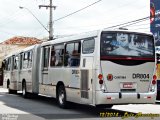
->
[[20, 54, 23, 70], [28, 51, 32, 68], [82, 39, 95, 54], [50, 46, 56, 66], [23, 52, 28, 69], [50, 44, 64, 67], [43, 47, 50, 68], [13, 56, 19, 70], [7, 58, 11, 71], [22, 51, 32, 69], [65, 42, 81, 67], [100, 32, 154, 57]]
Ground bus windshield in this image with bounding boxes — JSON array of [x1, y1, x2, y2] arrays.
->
[[100, 32, 154, 59]]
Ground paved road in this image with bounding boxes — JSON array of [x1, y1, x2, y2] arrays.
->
[[0, 87, 160, 120]]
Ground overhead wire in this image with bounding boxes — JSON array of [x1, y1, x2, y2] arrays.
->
[[7, 0, 150, 39], [53, 0, 149, 33], [104, 16, 150, 29], [53, 0, 103, 22]]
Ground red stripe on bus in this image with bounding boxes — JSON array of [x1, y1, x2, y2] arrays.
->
[[100, 56, 154, 61]]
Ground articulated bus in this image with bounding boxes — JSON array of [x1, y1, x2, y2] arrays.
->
[[3, 45, 40, 95], [3, 29, 156, 108]]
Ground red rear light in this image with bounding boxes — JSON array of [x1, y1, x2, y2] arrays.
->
[[152, 75, 157, 85], [153, 75, 157, 80], [98, 74, 103, 80], [98, 74, 103, 84]]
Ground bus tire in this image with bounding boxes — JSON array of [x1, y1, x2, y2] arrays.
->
[[22, 82, 28, 98], [8, 80, 17, 94], [57, 85, 67, 108]]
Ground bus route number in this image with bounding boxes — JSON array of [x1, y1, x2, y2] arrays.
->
[[72, 70, 79, 74]]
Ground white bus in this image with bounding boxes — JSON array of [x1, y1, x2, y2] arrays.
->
[[3, 53, 15, 93], [3, 29, 157, 108], [3, 45, 40, 96]]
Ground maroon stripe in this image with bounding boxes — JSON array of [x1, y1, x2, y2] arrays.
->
[[101, 56, 154, 61]]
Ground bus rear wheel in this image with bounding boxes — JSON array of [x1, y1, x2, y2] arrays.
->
[[57, 85, 67, 108]]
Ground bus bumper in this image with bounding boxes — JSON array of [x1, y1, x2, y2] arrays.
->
[[95, 91, 156, 105]]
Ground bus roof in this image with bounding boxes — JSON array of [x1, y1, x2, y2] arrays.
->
[[20, 44, 37, 52], [41, 30, 100, 47], [3, 44, 38, 60], [41, 29, 153, 47], [102, 28, 153, 35]]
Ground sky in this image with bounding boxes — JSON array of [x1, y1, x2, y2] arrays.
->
[[0, 0, 150, 42]]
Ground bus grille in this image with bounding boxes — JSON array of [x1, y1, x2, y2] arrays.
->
[[81, 70, 89, 99]]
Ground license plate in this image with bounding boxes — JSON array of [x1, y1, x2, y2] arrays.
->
[[123, 83, 133, 88]]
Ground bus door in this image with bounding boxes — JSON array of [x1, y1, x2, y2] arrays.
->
[[19, 51, 33, 92], [80, 38, 95, 104], [11, 55, 19, 90], [41, 46, 50, 87]]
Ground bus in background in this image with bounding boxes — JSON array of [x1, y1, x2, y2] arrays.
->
[[156, 47, 160, 100], [3, 51, 24, 94], [3, 53, 16, 93], [3, 29, 156, 108], [3, 45, 40, 96]]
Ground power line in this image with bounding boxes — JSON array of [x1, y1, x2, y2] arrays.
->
[[53, 0, 102, 22], [125, 22, 149, 27], [105, 16, 150, 29], [120, 18, 149, 28], [19, 6, 49, 33], [52, 16, 151, 37], [53, 0, 149, 34]]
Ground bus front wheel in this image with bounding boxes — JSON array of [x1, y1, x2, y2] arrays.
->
[[57, 85, 67, 108], [22, 82, 28, 98]]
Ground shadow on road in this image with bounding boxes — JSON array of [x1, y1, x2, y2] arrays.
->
[[0, 91, 135, 119]]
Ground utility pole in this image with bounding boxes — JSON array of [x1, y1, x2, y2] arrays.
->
[[39, 0, 56, 40]]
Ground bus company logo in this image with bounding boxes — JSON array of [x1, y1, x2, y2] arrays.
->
[[107, 74, 113, 81], [107, 74, 127, 81]]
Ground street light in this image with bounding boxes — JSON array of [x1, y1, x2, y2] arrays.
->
[[19, 6, 49, 33]]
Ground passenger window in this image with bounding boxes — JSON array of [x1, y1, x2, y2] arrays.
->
[[20, 54, 23, 70], [50, 44, 64, 67], [3, 58, 11, 71], [23, 53, 27, 69], [28, 51, 32, 68], [64, 42, 81, 67], [83, 39, 95, 54], [8, 58, 11, 71], [22, 51, 33, 69], [13, 56, 19, 70], [43, 47, 50, 68]]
